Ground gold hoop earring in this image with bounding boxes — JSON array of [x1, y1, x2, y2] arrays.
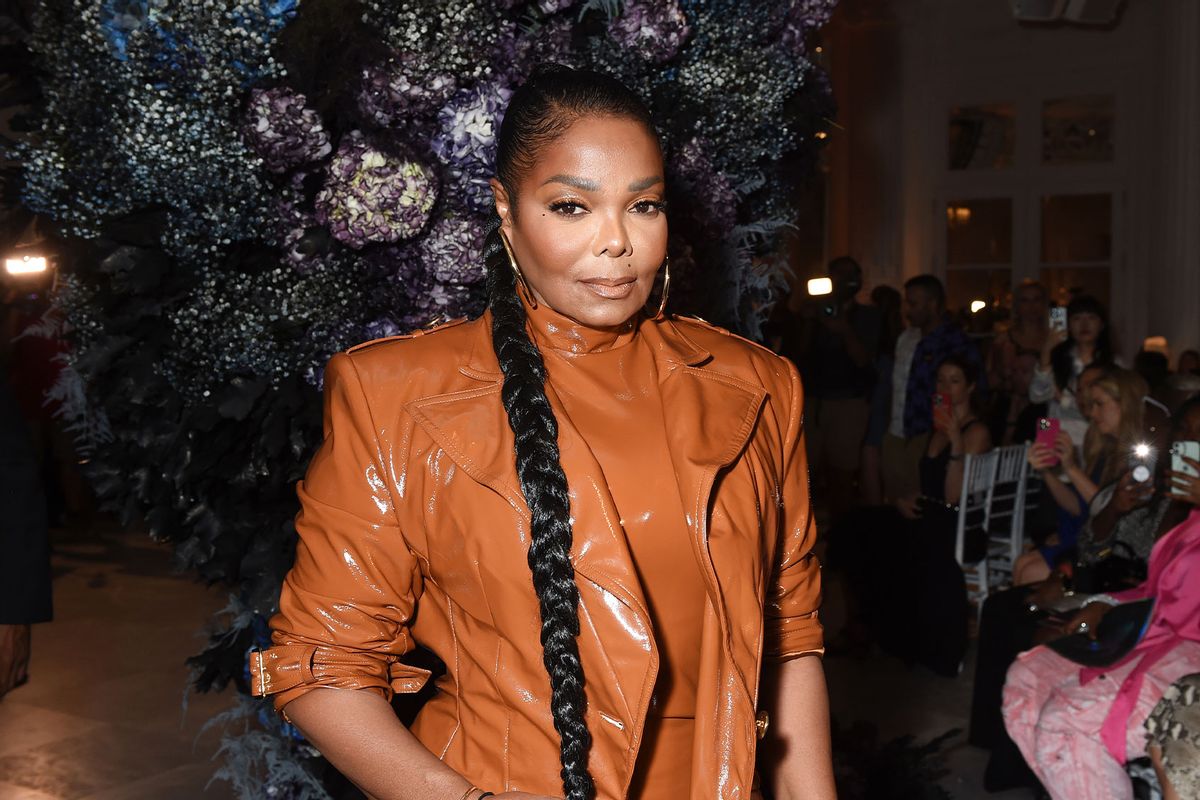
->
[[654, 257, 671, 319], [498, 230, 537, 309]]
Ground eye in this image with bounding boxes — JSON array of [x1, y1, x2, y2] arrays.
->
[[549, 200, 587, 216], [632, 199, 667, 215]]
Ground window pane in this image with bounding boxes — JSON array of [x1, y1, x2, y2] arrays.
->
[[1039, 266, 1111, 310], [1043, 95, 1114, 165], [1041, 193, 1112, 263], [949, 104, 1015, 170], [946, 267, 1013, 315], [947, 198, 1012, 265]]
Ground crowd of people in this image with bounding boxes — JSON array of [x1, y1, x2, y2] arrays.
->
[[771, 258, 1200, 799]]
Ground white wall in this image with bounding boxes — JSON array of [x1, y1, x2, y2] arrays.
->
[[825, 0, 1200, 362]]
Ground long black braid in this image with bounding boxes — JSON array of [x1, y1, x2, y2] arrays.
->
[[483, 64, 657, 800]]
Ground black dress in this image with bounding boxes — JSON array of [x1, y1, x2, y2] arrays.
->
[[835, 423, 982, 676]]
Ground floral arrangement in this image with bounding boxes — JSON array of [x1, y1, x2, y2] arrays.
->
[[16, 0, 836, 795]]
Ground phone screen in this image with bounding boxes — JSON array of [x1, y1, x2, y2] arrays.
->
[[1049, 307, 1068, 333]]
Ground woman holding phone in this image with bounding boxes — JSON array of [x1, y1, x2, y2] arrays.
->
[[1018, 368, 1147, 584], [834, 354, 991, 675], [1029, 295, 1117, 452]]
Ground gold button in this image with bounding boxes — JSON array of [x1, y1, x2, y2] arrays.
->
[[755, 710, 770, 740]]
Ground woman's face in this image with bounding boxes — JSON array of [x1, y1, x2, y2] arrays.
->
[[1070, 311, 1103, 345], [491, 115, 668, 328], [1180, 405, 1200, 441], [936, 363, 973, 407], [1088, 386, 1122, 436]]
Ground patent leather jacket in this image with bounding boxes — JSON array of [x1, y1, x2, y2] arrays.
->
[[250, 311, 823, 799]]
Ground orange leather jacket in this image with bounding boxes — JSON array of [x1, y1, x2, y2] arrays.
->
[[250, 311, 823, 799]]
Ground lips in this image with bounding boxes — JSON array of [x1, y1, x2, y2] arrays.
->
[[580, 277, 636, 300]]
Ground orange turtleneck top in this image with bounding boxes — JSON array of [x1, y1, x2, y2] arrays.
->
[[523, 296, 707, 797]]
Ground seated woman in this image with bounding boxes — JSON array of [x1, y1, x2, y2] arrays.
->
[[1015, 367, 1147, 585], [1002, 445, 1200, 800], [969, 397, 1200, 791], [834, 354, 991, 676]]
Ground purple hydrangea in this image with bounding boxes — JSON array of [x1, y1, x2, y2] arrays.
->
[[243, 87, 332, 173], [356, 59, 458, 129], [491, 15, 577, 85], [608, 0, 691, 64], [672, 138, 738, 233], [419, 214, 487, 285], [361, 316, 403, 340], [315, 131, 439, 248], [777, 0, 837, 58], [431, 82, 512, 213]]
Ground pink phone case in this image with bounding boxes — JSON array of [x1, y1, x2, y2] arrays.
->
[[1036, 417, 1061, 465]]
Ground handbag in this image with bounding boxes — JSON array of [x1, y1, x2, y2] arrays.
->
[[1072, 540, 1148, 594]]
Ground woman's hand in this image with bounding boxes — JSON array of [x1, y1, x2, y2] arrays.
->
[[1112, 469, 1155, 514], [1167, 457, 1200, 505], [1028, 441, 1059, 471], [933, 403, 960, 442], [1061, 601, 1112, 638], [1053, 429, 1076, 469]]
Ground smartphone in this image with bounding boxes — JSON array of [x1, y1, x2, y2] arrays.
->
[[1170, 441, 1200, 495], [1036, 417, 1061, 465], [1049, 306, 1068, 333], [1129, 443, 1157, 484], [932, 392, 952, 421]]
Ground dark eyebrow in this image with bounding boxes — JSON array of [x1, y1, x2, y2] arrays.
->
[[628, 175, 663, 192], [541, 174, 600, 192]]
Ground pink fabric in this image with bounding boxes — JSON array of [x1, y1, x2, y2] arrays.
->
[[1078, 508, 1200, 762], [1003, 641, 1200, 800]]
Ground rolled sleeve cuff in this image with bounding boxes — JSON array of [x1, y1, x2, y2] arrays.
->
[[249, 644, 432, 714], [765, 612, 825, 661]]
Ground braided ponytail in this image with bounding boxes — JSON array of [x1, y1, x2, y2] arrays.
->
[[484, 214, 593, 799], [484, 64, 658, 799]]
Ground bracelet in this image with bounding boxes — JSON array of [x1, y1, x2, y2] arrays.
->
[[948, 453, 964, 461], [458, 788, 492, 800], [1083, 593, 1119, 608]]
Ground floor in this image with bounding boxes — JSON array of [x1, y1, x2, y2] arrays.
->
[[0, 519, 1029, 800], [0, 520, 236, 800]]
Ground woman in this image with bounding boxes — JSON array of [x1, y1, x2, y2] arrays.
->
[[1016, 367, 1146, 585], [1002, 503, 1200, 800], [836, 354, 990, 675], [247, 66, 834, 800], [1029, 294, 1117, 450]]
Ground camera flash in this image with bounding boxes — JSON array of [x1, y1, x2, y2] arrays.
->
[[807, 277, 832, 297], [970, 300, 987, 313], [1134, 443, 1152, 458]]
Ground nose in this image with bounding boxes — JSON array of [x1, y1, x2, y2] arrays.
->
[[592, 209, 632, 258]]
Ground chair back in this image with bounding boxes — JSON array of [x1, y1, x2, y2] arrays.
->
[[955, 449, 1000, 566]]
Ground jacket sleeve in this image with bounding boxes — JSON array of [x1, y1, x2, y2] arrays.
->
[[763, 358, 824, 660], [249, 353, 430, 714]]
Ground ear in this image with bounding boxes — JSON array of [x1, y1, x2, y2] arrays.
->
[[490, 178, 514, 235]]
